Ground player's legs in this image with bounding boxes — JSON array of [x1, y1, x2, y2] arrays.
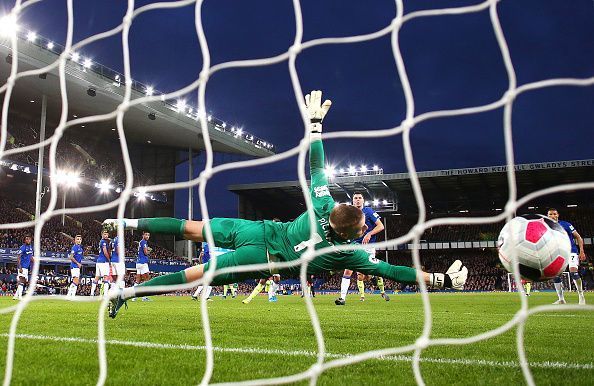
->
[[268, 274, 280, 302], [96, 263, 110, 297], [338, 269, 353, 304], [552, 275, 565, 304], [376, 277, 390, 301], [116, 246, 269, 303], [356, 272, 366, 301], [104, 217, 265, 251], [522, 280, 531, 297], [242, 278, 266, 304], [14, 272, 27, 300], [568, 254, 585, 305], [192, 285, 203, 299], [223, 285, 229, 299], [91, 269, 99, 297], [68, 268, 81, 297], [141, 272, 151, 301]]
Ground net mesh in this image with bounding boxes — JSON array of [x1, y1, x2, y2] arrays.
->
[[1, 0, 594, 385]]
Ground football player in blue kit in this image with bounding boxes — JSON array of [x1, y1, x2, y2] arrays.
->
[[67, 235, 84, 297], [547, 208, 586, 305], [336, 193, 389, 305], [13, 235, 33, 300]]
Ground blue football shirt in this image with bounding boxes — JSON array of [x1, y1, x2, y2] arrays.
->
[[70, 244, 84, 268], [558, 220, 578, 253], [19, 244, 33, 269], [138, 239, 149, 264], [97, 239, 110, 263], [354, 206, 381, 244]]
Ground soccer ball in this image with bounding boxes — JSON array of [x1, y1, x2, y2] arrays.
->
[[497, 214, 571, 281]]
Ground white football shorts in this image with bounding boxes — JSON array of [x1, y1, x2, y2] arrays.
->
[[18, 268, 29, 279], [136, 263, 150, 275], [113, 262, 126, 276], [568, 253, 579, 269], [96, 262, 110, 277], [70, 268, 81, 278]]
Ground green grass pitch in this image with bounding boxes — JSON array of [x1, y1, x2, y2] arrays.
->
[[0, 292, 592, 385]]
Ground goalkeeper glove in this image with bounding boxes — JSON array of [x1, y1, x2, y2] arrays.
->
[[429, 260, 468, 290], [304, 90, 332, 136]]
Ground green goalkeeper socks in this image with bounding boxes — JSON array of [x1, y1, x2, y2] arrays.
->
[[138, 218, 186, 239], [123, 270, 188, 300]]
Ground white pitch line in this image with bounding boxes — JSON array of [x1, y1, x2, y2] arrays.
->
[[1, 333, 592, 371]]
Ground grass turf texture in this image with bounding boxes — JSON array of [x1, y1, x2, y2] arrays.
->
[[0, 292, 592, 385]]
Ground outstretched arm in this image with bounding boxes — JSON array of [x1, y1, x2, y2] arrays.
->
[[305, 90, 334, 210], [340, 250, 468, 290]]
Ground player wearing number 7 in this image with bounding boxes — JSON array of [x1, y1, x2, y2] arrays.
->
[[105, 90, 468, 318]]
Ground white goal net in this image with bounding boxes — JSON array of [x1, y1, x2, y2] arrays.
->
[[1, 0, 593, 385]]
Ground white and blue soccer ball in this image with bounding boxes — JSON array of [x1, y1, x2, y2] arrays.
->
[[497, 214, 571, 281]]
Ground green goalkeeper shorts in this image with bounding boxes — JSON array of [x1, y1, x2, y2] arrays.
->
[[201, 218, 271, 285]]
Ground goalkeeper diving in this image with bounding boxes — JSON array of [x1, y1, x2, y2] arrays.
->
[[105, 90, 468, 318]]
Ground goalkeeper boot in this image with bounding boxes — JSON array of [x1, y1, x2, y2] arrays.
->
[[552, 299, 566, 305], [359, 296, 365, 302], [269, 296, 277, 302], [381, 292, 390, 302], [191, 295, 198, 301], [334, 298, 345, 306], [108, 291, 128, 319]]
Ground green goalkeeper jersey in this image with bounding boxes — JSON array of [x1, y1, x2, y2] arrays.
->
[[263, 140, 416, 284]]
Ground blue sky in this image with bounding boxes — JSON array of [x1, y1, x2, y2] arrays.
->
[[3, 0, 593, 218]]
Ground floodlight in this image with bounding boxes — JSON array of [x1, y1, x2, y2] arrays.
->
[[382, 199, 388, 205], [348, 165, 356, 174], [373, 165, 379, 171], [82, 58, 92, 69], [207, 115, 212, 122], [71, 52, 80, 62], [23, 167, 31, 174], [372, 199, 379, 207], [222, 122, 227, 128], [97, 179, 113, 193], [176, 99, 186, 112], [145, 86, 154, 96], [26, 31, 36, 42], [0, 14, 19, 37], [47, 41, 54, 50], [360, 165, 368, 173], [65, 173, 80, 187], [236, 129, 243, 137], [10, 164, 18, 171]]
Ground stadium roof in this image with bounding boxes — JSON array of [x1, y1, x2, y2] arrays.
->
[[229, 159, 594, 218], [0, 35, 273, 157]]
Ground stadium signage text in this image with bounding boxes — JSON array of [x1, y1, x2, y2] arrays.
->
[[435, 159, 594, 177]]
